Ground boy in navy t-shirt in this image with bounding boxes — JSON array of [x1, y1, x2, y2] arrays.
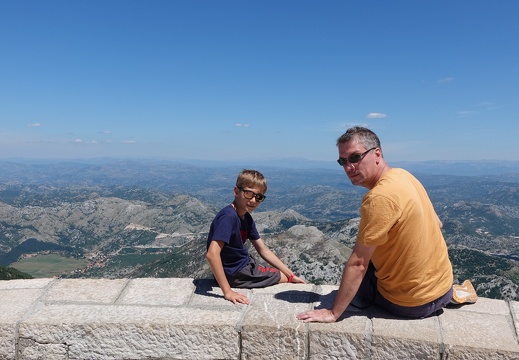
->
[[206, 169, 305, 304]]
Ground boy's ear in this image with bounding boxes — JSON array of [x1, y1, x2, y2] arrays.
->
[[233, 186, 240, 197]]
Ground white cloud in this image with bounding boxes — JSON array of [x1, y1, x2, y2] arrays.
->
[[457, 110, 478, 117], [436, 77, 454, 83], [99, 130, 111, 134], [121, 140, 137, 144], [366, 113, 387, 119], [235, 123, 250, 127], [477, 102, 499, 110], [28, 123, 42, 127], [74, 138, 114, 144]]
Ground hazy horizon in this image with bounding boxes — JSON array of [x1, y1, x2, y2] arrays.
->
[[1, 156, 519, 177]]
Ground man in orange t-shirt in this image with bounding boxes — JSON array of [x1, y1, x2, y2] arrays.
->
[[298, 126, 453, 322]]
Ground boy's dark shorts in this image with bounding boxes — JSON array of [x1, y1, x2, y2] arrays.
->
[[229, 256, 281, 288]]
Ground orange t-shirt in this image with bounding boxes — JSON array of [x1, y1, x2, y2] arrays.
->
[[357, 168, 453, 307]]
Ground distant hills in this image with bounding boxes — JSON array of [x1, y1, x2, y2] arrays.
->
[[393, 160, 519, 177], [0, 158, 518, 300]]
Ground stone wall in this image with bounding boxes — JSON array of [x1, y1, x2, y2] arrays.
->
[[1, 277, 519, 359]]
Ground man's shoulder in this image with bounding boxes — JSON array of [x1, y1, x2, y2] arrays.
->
[[365, 169, 417, 201], [376, 168, 418, 187], [386, 167, 413, 178]]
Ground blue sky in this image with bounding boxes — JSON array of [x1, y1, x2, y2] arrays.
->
[[1, 1, 518, 164]]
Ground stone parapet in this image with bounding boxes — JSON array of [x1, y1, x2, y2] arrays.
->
[[1, 278, 518, 359]]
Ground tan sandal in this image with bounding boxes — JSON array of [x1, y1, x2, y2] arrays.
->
[[450, 279, 478, 305]]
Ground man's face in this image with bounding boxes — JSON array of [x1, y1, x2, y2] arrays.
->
[[338, 141, 378, 189]]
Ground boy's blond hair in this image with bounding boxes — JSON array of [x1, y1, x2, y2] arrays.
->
[[236, 169, 267, 194]]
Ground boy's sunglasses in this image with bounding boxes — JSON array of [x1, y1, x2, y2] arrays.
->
[[337, 148, 376, 166], [238, 187, 266, 202]]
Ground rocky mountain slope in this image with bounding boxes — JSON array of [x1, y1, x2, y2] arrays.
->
[[1, 160, 519, 300]]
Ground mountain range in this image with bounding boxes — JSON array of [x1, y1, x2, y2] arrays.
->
[[1, 158, 518, 300]]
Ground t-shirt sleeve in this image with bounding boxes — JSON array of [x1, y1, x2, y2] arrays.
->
[[246, 213, 260, 241], [357, 194, 402, 246], [210, 213, 236, 245], [249, 220, 260, 241]]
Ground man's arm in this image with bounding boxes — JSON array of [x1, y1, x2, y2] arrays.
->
[[206, 240, 250, 304], [297, 242, 376, 322], [251, 238, 305, 284]]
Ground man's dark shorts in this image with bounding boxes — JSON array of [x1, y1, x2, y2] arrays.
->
[[229, 256, 281, 288], [353, 263, 453, 319]]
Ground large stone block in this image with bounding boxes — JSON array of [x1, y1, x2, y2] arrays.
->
[[18, 304, 242, 359], [370, 312, 440, 360], [117, 277, 195, 306], [43, 278, 129, 304], [302, 284, 369, 360], [307, 315, 369, 360], [0, 285, 50, 360], [441, 307, 519, 359], [241, 284, 316, 360]]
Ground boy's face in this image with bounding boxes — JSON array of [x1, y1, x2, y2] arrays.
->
[[233, 185, 265, 214]]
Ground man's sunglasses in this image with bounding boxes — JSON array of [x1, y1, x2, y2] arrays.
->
[[337, 147, 376, 166], [238, 187, 266, 202]]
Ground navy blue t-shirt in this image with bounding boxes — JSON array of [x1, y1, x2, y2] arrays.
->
[[206, 205, 260, 278]]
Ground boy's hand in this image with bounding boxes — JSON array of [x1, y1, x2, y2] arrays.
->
[[224, 289, 250, 305], [290, 275, 306, 284]]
